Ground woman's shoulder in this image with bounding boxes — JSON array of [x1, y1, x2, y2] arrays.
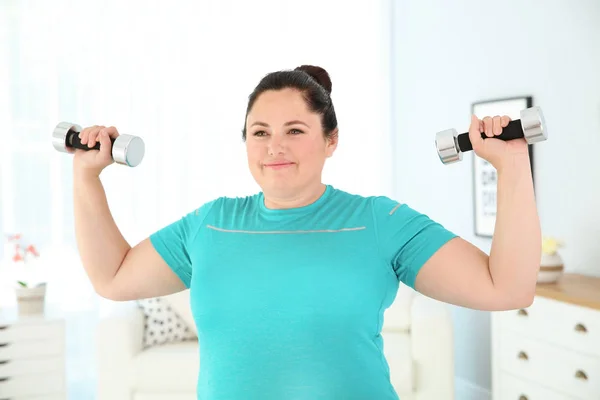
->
[[329, 186, 403, 210], [194, 192, 261, 214]]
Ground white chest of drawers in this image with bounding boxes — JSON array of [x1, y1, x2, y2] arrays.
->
[[492, 273, 600, 400], [0, 307, 66, 399]]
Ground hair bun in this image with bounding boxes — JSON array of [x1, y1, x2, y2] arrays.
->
[[295, 65, 332, 94]]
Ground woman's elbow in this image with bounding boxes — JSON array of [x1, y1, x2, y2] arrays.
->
[[513, 292, 535, 309], [500, 288, 535, 310]]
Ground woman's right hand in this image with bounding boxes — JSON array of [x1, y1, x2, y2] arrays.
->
[[72, 125, 119, 176]]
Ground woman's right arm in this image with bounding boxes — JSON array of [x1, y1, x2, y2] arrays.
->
[[73, 125, 186, 301]]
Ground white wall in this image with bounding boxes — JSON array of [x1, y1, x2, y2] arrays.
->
[[391, 0, 600, 397]]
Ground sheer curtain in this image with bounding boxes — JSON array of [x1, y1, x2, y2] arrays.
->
[[0, 0, 394, 311]]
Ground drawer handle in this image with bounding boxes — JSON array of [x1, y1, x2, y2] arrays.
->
[[519, 396, 528, 400], [575, 370, 588, 381], [517, 309, 528, 317], [0, 377, 10, 382], [575, 323, 587, 333], [0, 343, 9, 348], [0, 360, 9, 365], [0, 325, 8, 330], [517, 351, 529, 361]]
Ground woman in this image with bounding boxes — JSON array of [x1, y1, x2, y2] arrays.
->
[[73, 65, 541, 399]]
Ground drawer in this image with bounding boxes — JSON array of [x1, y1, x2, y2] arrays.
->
[[0, 371, 65, 398], [499, 330, 600, 399], [0, 339, 64, 361], [496, 296, 600, 358], [0, 322, 63, 344], [498, 372, 579, 399], [0, 356, 64, 378]]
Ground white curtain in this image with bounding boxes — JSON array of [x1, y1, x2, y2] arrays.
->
[[0, 0, 394, 310]]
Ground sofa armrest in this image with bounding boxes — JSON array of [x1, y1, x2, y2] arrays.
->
[[411, 293, 454, 400], [96, 300, 145, 400]]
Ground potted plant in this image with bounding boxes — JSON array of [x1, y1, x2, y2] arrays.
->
[[5, 233, 46, 314], [537, 235, 565, 284]]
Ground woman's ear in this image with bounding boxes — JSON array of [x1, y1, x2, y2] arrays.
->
[[326, 128, 339, 158]]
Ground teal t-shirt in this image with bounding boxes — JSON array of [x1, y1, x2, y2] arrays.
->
[[149, 184, 457, 400]]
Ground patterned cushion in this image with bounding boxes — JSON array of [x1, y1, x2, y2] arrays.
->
[[137, 296, 196, 347]]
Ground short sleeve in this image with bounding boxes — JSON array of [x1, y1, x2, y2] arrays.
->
[[372, 196, 458, 289], [149, 200, 216, 288]]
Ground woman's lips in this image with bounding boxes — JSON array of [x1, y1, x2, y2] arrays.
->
[[264, 162, 294, 169]]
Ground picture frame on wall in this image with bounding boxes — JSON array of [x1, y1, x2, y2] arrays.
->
[[472, 96, 534, 238]]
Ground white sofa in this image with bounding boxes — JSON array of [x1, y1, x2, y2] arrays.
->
[[96, 286, 454, 400]]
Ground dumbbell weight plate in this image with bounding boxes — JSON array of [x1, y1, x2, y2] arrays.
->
[[52, 122, 82, 153], [435, 128, 462, 164], [52, 122, 145, 167], [520, 106, 547, 144]]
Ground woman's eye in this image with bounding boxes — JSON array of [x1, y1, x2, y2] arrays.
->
[[253, 129, 303, 137]]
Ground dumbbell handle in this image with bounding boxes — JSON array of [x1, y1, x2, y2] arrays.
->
[[456, 119, 524, 152], [435, 106, 547, 165], [66, 130, 116, 151]]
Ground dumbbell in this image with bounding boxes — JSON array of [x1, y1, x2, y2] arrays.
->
[[52, 122, 145, 167], [435, 106, 547, 165]]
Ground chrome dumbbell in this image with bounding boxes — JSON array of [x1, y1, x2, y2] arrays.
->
[[435, 106, 548, 165], [52, 122, 145, 167]]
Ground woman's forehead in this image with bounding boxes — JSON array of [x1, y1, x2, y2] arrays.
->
[[248, 95, 317, 124]]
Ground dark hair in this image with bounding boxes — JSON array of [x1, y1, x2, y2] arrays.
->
[[242, 65, 338, 141]]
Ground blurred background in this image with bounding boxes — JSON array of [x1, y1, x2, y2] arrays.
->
[[1, 0, 599, 399]]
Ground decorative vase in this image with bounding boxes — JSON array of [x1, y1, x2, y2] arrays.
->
[[537, 252, 564, 284], [15, 283, 47, 315]]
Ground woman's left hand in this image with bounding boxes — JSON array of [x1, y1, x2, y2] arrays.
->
[[468, 114, 530, 170]]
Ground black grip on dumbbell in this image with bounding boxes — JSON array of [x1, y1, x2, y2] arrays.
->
[[66, 130, 116, 151], [456, 119, 523, 152]]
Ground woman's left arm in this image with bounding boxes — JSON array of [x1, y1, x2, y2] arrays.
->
[[488, 152, 541, 306], [414, 115, 541, 311]]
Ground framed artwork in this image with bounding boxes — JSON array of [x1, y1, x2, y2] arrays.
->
[[471, 96, 534, 237]]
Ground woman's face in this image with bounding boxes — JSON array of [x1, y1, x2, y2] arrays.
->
[[245, 88, 337, 197]]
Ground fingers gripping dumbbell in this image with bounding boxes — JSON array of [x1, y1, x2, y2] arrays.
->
[[52, 122, 145, 167], [435, 106, 548, 165]]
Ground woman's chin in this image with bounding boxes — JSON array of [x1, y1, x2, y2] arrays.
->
[[260, 178, 299, 194]]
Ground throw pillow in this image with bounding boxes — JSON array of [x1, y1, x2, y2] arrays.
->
[[137, 296, 196, 347]]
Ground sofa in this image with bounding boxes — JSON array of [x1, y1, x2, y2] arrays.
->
[[96, 285, 454, 400]]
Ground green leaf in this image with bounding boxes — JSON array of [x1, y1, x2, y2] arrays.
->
[[17, 280, 28, 287]]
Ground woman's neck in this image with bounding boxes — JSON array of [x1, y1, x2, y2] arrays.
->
[[263, 182, 327, 210]]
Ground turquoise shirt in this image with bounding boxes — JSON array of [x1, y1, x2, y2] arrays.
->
[[149, 184, 457, 400]]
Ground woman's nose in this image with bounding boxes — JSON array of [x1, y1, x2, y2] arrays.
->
[[267, 134, 286, 154]]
